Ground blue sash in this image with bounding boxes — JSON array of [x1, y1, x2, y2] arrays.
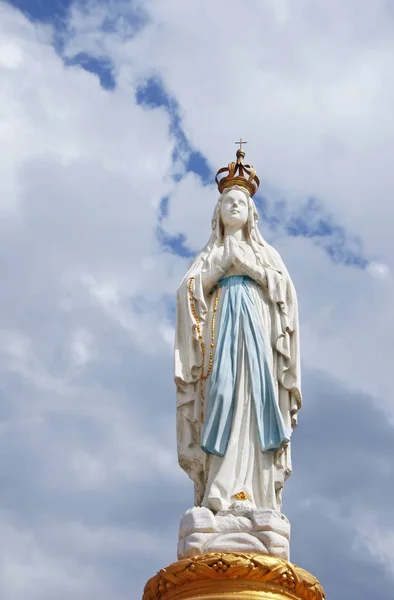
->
[[201, 275, 289, 456]]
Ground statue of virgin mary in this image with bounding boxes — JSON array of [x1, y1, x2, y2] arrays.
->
[[175, 149, 301, 515]]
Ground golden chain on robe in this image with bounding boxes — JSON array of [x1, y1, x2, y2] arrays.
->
[[188, 277, 219, 422]]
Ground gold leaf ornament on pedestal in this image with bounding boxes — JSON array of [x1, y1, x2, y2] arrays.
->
[[143, 553, 326, 600]]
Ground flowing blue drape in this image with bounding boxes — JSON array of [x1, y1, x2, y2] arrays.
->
[[201, 275, 289, 457]]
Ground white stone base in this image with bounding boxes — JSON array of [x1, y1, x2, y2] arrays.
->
[[178, 502, 290, 561]]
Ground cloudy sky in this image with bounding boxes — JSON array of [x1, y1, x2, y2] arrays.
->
[[0, 0, 394, 598]]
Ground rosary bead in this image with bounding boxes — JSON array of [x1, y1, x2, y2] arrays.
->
[[189, 280, 219, 422]]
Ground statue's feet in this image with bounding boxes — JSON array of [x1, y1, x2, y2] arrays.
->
[[204, 496, 253, 515], [219, 499, 254, 515]]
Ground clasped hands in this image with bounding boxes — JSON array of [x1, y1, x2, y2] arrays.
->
[[220, 235, 248, 274]]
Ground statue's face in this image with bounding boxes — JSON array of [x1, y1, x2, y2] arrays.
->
[[220, 189, 249, 230]]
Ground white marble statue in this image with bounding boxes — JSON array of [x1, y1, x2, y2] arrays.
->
[[174, 150, 301, 559]]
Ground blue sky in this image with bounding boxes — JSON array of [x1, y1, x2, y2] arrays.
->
[[1, 1, 394, 599], [8, 0, 73, 21]]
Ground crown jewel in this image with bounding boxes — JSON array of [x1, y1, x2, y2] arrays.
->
[[215, 140, 260, 197]]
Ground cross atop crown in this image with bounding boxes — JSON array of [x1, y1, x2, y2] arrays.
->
[[235, 138, 247, 161], [235, 138, 247, 151]]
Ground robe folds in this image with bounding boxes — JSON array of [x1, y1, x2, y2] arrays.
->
[[201, 275, 289, 457], [175, 234, 301, 512]]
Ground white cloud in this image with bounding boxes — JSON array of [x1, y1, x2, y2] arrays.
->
[[65, 0, 394, 257], [367, 261, 391, 279], [0, 39, 23, 69], [0, 6, 182, 597]]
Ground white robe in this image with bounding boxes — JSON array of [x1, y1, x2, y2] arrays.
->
[[175, 240, 301, 512]]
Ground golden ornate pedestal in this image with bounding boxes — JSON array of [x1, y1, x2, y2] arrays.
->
[[143, 553, 325, 600]]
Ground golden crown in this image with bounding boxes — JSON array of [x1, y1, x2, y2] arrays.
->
[[215, 140, 260, 197]]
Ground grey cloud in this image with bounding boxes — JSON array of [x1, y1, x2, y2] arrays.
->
[[285, 370, 394, 599]]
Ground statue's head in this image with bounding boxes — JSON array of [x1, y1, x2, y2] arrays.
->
[[220, 188, 249, 231], [212, 185, 259, 243]]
